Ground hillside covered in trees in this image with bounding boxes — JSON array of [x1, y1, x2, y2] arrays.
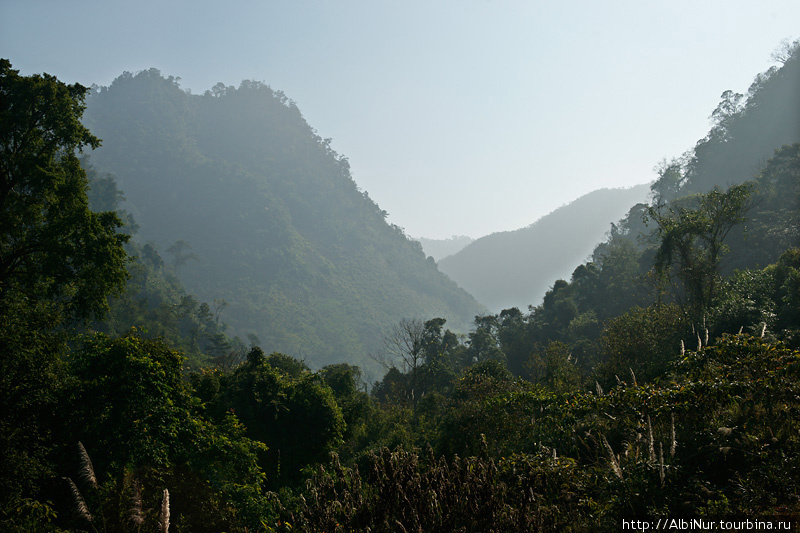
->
[[80, 71, 484, 372], [1, 38, 800, 533]]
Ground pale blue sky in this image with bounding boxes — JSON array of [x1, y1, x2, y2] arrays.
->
[[3, 1, 797, 238]]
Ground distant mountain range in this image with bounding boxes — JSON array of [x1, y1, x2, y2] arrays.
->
[[437, 185, 650, 312], [82, 70, 484, 372]]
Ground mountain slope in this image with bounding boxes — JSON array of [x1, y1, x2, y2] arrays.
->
[[82, 70, 484, 371], [681, 45, 800, 195], [437, 185, 650, 312], [416, 235, 475, 262]]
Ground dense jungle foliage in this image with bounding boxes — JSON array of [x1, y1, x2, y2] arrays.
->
[[1, 39, 799, 532]]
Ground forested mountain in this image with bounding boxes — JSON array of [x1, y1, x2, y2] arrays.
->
[[676, 44, 800, 195], [437, 185, 650, 311], [81, 71, 484, 371]]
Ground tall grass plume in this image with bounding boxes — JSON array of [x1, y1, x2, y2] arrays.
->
[[77, 441, 98, 489], [64, 477, 93, 523], [159, 488, 170, 533]]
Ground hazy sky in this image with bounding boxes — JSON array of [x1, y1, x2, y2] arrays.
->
[[3, 1, 797, 239]]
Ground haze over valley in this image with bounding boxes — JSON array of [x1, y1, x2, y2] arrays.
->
[[5, 1, 800, 239], [436, 184, 651, 312]]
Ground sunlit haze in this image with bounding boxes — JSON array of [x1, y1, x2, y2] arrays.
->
[[3, 0, 797, 239]]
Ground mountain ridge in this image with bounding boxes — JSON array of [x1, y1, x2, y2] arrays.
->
[[437, 184, 650, 312], [416, 235, 475, 262]]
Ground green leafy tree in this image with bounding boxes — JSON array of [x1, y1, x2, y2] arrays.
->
[[583, 235, 654, 321], [646, 184, 752, 326], [319, 363, 372, 450], [650, 157, 688, 205], [595, 304, 689, 387], [771, 248, 800, 345], [744, 143, 800, 266], [0, 59, 128, 320], [265, 351, 311, 377], [708, 267, 778, 339], [0, 59, 128, 515], [525, 341, 581, 394], [466, 315, 506, 366], [64, 332, 268, 532], [213, 348, 345, 487]]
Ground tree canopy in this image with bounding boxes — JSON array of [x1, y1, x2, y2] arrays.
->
[[0, 58, 128, 322], [0, 59, 129, 515]]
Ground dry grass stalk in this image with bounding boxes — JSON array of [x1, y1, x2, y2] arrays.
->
[[647, 416, 656, 463], [601, 434, 623, 480], [596, 381, 603, 396], [670, 413, 677, 459], [159, 489, 170, 533], [77, 441, 98, 489], [629, 368, 637, 387], [64, 477, 93, 523], [128, 479, 145, 529]]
